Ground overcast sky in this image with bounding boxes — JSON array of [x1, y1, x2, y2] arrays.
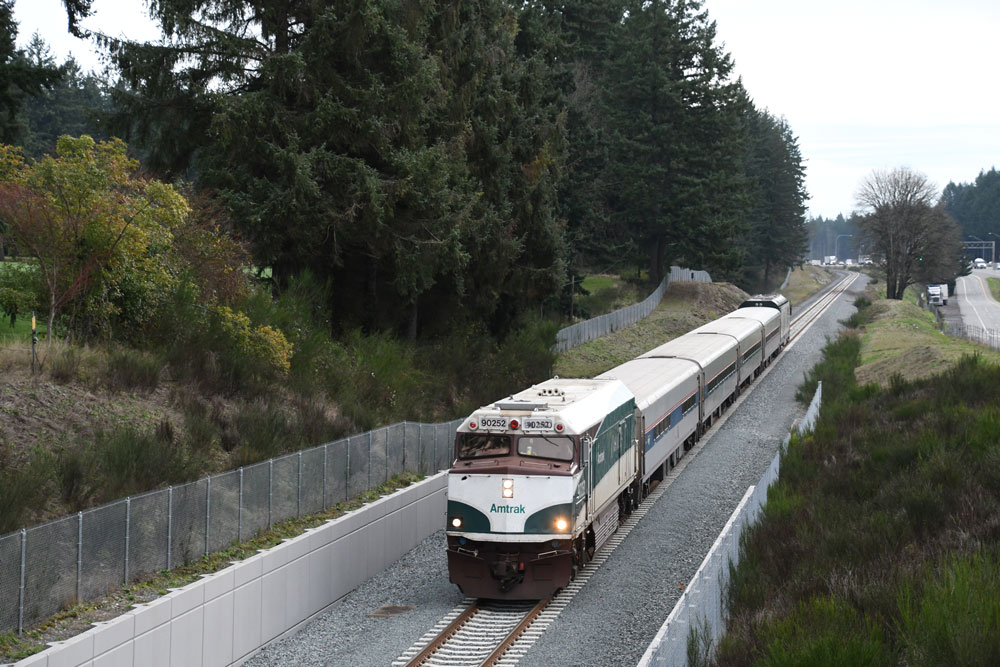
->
[[13, 0, 1000, 219]]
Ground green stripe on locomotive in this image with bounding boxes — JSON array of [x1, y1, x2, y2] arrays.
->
[[587, 397, 636, 487]]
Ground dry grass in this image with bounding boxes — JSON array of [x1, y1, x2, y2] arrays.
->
[[854, 289, 1000, 387], [782, 264, 836, 306]]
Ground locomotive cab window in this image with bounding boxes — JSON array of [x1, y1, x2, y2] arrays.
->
[[458, 434, 511, 459], [518, 435, 575, 462]]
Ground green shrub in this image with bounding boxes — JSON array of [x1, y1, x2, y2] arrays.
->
[[756, 596, 891, 667], [231, 399, 295, 465], [178, 399, 219, 454], [331, 329, 423, 431], [94, 423, 192, 498], [795, 333, 861, 405], [898, 550, 1000, 666], [104, 347, 163, 392], [53, 445, 98, 510], [0, 447, 51, 534]]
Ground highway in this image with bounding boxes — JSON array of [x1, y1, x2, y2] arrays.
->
[[955, 267, 1000, 332]]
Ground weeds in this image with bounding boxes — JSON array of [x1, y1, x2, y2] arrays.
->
[[897, 549, 1000, 666], [94, 424, 193, 498], [719, 340, 1000, 666], [47, 345, 81, 383], [0, 447, 50, 534], [104, 347, 162, 392]]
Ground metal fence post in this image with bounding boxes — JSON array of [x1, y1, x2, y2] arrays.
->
[[268, 459, 274, 530], [368, 430, 372, 490], [167, 486, 173, 571], [205, 477, 211, 557], [238, 469, 244, 543], [124, 497, 131, 585], [297, 451, 302, 518], [322, 444, 328, 510], [76, 512, 83, 603], [346, 438, 351, 498], [18, 528, 25, 635]]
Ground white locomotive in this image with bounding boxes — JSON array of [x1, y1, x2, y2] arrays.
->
[[445, 294, 791, 599]]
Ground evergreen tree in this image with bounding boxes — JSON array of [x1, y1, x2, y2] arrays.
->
[[941, 167, 1000, 242], [71, 0, 567, 339], [740, 104, 808, 290], [554, 0, 632, 276], [603, 0, 748, 284], [0, 2, 61, 144], [19, 36, 112, 158]]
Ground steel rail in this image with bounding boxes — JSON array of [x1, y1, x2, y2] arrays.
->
[[401, 598, 550, 667], [403, 602, 482, 667], [788, 273, 857, 342], [480, 599, 550, 667]]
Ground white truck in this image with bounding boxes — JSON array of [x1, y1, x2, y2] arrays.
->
[[927, 284, 949, 306]]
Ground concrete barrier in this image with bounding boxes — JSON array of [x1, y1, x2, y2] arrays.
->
[[11, 472, 449, 667]]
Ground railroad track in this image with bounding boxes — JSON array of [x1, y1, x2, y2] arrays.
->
[[394, 274, 857, 667], [789, 272, 857, 341], [394, 598, 549, 667], [395, 471, 674, 667]]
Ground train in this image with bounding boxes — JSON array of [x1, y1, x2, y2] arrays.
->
[[444, 294, 791, 599]]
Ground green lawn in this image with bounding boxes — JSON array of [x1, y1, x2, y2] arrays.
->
[[0, 260, 44, 344], [573, 274, 645, 321]]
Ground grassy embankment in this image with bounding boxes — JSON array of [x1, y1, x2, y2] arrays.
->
[[557, 264, 832, 379], [712, 283, 1000, 666], [988, 276, 1000, 303]]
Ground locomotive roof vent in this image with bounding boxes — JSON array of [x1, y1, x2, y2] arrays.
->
[[495, 398, 549, 411], [537, 387, 565, 397]]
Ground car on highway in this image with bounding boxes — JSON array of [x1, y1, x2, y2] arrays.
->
[[974, 258, 988, 269]]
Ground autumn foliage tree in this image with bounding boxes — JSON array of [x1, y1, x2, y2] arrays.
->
[[0, 135, 189, 340]]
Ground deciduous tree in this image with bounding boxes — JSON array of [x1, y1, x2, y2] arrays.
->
[[0, 136, 189, 340], [855, 167, 959, 299]]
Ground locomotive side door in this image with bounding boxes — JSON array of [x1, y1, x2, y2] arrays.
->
[[616, 423, 625, 485], [585, 436, 595, 517]]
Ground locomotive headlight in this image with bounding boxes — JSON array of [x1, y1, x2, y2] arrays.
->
[[502, 478, 514, 498], [554, 518, 569, 532], [450, 516, 463, 529]]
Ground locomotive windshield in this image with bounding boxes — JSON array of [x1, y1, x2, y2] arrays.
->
[[518, 435, 574, 462], [457, 434, 511, 459]]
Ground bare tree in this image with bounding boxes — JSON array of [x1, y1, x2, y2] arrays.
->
[[855, 167, 958, 299]]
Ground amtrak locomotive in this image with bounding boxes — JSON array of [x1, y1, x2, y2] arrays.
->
[[445, 294, 791, 599]]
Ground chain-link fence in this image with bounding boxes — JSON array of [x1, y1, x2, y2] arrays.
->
[[946, 322, 1000, 351], [554, 266, 712, 353], [0, 419, 462, 635]]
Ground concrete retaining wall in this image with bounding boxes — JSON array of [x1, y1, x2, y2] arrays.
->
[[11, 472, 449, 667]]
